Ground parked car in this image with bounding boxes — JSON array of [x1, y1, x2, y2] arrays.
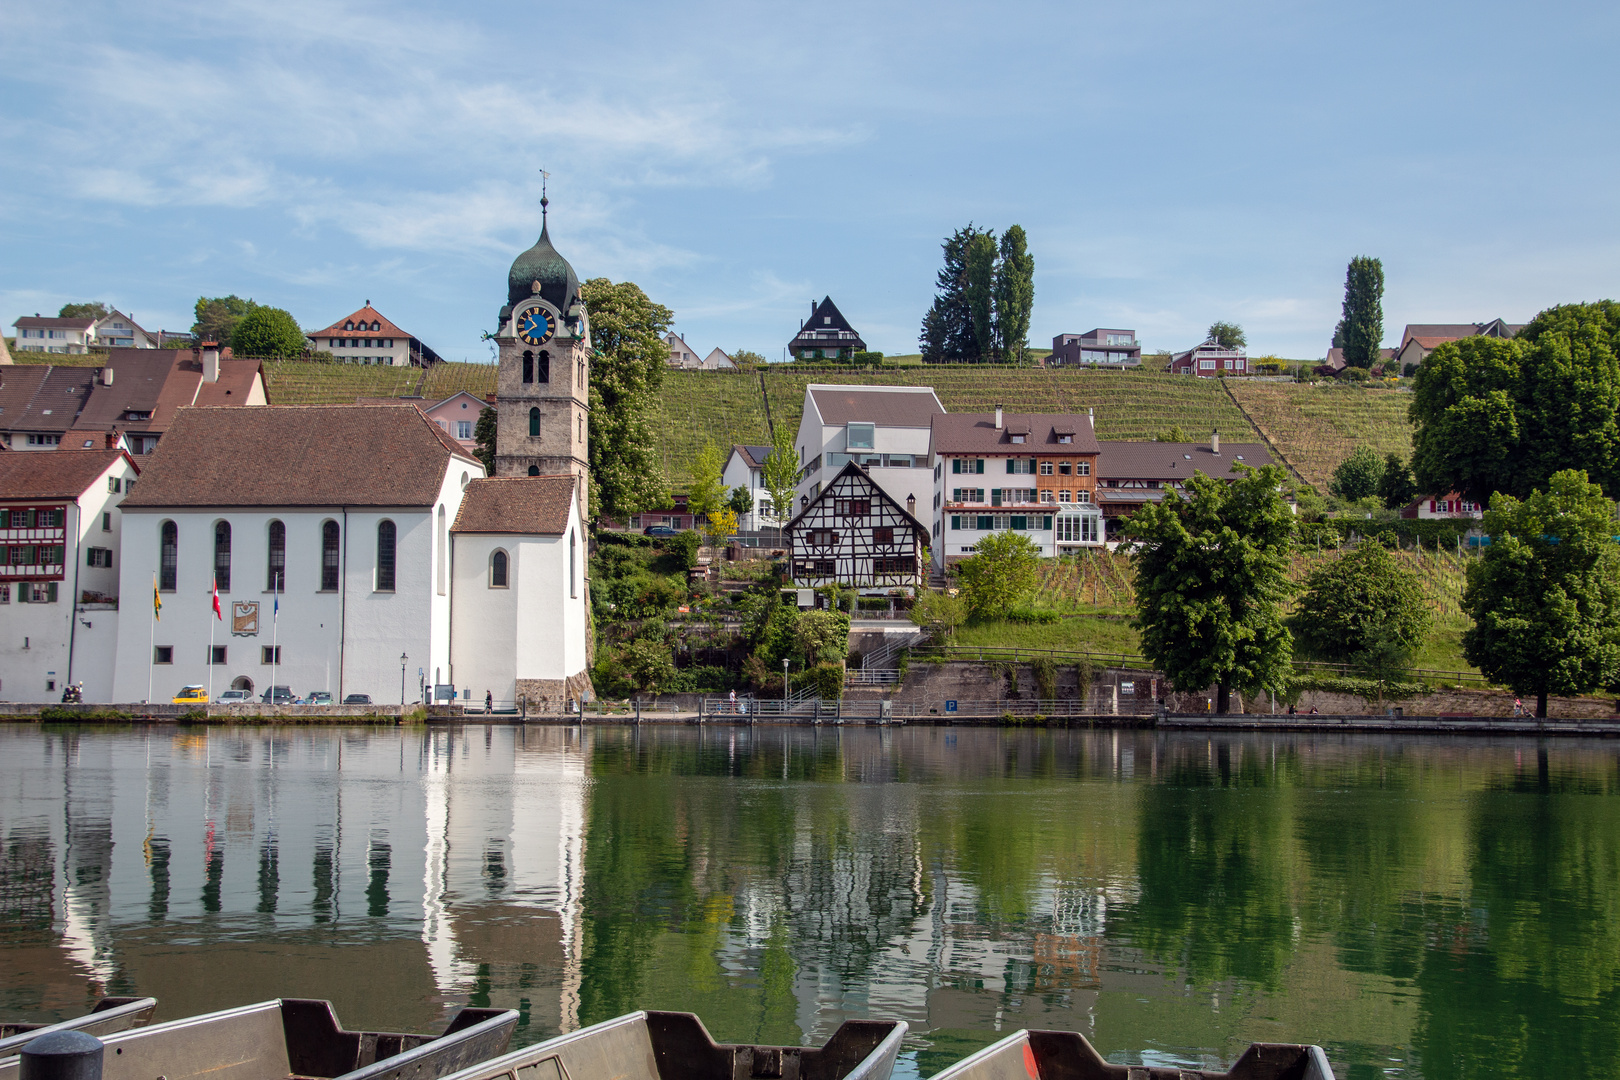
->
[[342, 694, 373, 705], [218, 689, 252, 702], [306, 691, 333, 706], [172, 685, 208, 705], [260, 686, 295, 705], [643, 525, 679, 537]]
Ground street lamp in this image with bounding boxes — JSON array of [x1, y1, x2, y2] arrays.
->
[[782, 658, 789, 707], [400, 652, 408, 710]]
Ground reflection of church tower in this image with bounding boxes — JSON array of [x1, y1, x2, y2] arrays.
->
[[496, 192, 590, 521]]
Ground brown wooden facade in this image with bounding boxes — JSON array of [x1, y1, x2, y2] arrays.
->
[[785, 463, 927, 589]]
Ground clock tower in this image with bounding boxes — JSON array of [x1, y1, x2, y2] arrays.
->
[[494, 194, 590, 522]]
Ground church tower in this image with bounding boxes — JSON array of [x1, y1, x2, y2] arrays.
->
[[495, 193, 590, 522]]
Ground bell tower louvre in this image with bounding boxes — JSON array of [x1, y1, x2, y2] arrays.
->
[[493, 185, 590, 522]]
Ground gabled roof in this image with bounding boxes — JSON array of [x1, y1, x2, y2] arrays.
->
[[121, 404, 479, 509], [0, 449, 133, 500], [308, 304, 413, 340], [12, 316, 96, 331], [93, 310, 152, 336], [0, 366, 97, 432], [1096, 440, 1274, 480], [730, 444, 775, 470], [785, 461, 929, 534], [452, 475, 575, 535], [805, 384, 945, 427], [790, 297, 865, 350], [1399, 321, 1524, 345], [932, 412, 1102, 455], [703, 348, 734, 367], [69, 350, 262, 434], [426, 391, 488, 412]]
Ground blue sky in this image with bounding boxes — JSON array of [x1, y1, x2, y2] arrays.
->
[[3, 0, 1616, 362]]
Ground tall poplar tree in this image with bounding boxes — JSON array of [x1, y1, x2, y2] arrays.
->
[[1339, 256, 1385, 368], [920, 225, 985, 362], [994, 225, 1034, 363], [964, 232, 997, 362], [581, 278, 672, 521]]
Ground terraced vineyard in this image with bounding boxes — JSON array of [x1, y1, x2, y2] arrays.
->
[[1227, 381, 1414, 490], [419, 362, 497, 400], [261, 360, 421, 403], [659, 366, 1253, 486]]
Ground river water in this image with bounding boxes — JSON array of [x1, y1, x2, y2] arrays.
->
[[1, 724, 1616, 1080]]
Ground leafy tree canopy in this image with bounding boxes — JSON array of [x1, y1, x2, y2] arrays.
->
[[473, 407, 497, 475], [229, 306, 306, 358], [688, 439, 727, 517], [582, 278, 674, 520], [1207, 321, 1246, 349], [193, 295, 259, 343], [1339, 256, 1385, 369], [920, 222, 1034, 363], [1376, 453, 1417, 510], [1329, 445, 1385, 502], [1409, 301, 1620, 504], [952, 531, 1041, 619], [59, 302, 109, 320], [727, 486, 752, 517], [730, 349, 766, 370], [1125, 464, 1294, 712], [1289, 542, 1431, 668], [1156, 424, 1189, 443], [762, 420, 799, 538], [1462, 469, 1620, 717]]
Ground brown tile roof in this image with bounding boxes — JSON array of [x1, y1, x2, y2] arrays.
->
[[0, 449, 131, 499], [12, 316, 96, 330], [1097, 440, 1274, 481], [1324, 348, 1395, 367], [308, 305, 412, 340], [120, 404, 480, 509], [932, 412, 1102, 455], [0, 366, 97, 433], [806, 385, 945, 427], [452, 475, 576, 535], [1399, 321, 1525, 346], [69, 350, 262, 435]]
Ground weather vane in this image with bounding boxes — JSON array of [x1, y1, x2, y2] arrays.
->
[[540, 167, 550, 221]]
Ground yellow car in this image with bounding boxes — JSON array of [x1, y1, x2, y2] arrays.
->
[[172, 685, 209, 704]]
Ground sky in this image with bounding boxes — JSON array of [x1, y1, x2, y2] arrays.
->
[[2, 0, 1617, 363]]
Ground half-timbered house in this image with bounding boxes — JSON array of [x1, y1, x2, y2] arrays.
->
[[785, 462, 927, 595]]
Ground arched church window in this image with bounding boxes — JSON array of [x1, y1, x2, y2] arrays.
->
[[529, 407, 540, 437], [490, 550, 508, 588], [522, 350, 533, 383], [537, 351, 550, 383]]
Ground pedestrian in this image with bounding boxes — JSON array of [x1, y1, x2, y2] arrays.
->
[[728, 688, 737, 714], [484, 690, 493, 714], [1513, 697, 1522, 717], [1308, 705, 1319, 715]]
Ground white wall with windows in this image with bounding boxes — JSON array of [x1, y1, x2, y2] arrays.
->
[[721, 450, 772, 533], [792, 390, 938, 526]]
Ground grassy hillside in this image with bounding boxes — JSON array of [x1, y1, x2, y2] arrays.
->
[[261, 360, 421, 403], [658, 366, 1253, 487], [1227, 381, 1414, 491]]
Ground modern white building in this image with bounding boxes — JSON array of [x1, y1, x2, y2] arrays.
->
[[91, 310, 160, 349], [0, 449, 140, 702], [449, 475, 590, 709], [110, 404, 484, 704], [722, 443, 777, 533], [11, 315, 96, 354], [792, 384, 944, 524]]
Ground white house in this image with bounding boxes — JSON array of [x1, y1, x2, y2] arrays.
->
[[792, 384, 944, 524], [449, 475, 591, 709], [722, 444, 778, 533], [92, 310, 159, 349], [663, 334, 736, 370], [110, 404, 484, 704], [0, 449, 140, 702], [12, 315, 96, 354], [305, 303, 444, 366]]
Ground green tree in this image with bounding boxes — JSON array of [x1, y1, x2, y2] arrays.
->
[[911, 589, 967, 637], [229, 306, 306, 358], [920, 225, 988, 362], [582, 278, 673, 520], [730, 349, 766, 370], [192, 295, 259, 343], [1376, 452, 1417, 509], [1339, 256, 1385, 369], [795, 609, 851, 666], [964, 231, 998, 362], [59, 302, 109, 320], [727, 486, 752, 517], [687, 439, 726, 518], [951, 531, 1041, 619], [762, 420, 799, 544], [1461, 469, 1620, 717], [473, 407, 497, 475], [1328, 445, 1385, 502], [1408, 301, 1620, 504], [1155, 424, 1189, 443], [994, 225, 1034, 363], [1206, 321, 1246, 349], [620, 638, 677, 696], [1289, 543, 1431, 667], [1126, 465, 1295, 713]]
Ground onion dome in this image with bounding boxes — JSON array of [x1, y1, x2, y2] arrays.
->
[[506, 200, 579, 313]]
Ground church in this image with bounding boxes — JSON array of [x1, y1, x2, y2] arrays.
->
[[85, 202, 594, 707]]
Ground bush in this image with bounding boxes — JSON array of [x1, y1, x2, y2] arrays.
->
[[230, 307, 307, 358], [1006, 607, 1061, 624], [806, 662, 845, 700], [857, 596, 892, 611], [597, 531, 654, 548], [1032, 657, 1057, 700], [661, 530, 702, 571]]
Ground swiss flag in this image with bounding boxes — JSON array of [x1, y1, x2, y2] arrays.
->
[[212, 577, 222, 620]]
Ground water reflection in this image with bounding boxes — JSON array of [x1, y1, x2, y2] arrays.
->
[[0, 725, 1617, 1080]]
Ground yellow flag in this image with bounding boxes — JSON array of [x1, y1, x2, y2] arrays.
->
[[153, 575, 161, 621]]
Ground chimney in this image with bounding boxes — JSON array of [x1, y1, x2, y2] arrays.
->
[[1211, 429, 1220, 455], [1088, 406, 1094, 429], [907, 494, 916, 518], [101, 367, 114, 387], [995, 404, 1003, 430], [105, 430, 118, 450], [203, 348, 219, 383]]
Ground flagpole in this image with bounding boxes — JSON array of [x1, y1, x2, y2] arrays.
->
[[272, 592, 280, 698], [148, 573, 157, 704], [207, 576, 217, 704]]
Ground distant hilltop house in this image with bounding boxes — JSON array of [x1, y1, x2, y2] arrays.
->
[[1393, 319, 1523, 370], [306, 303, 444, 367], [1402, 493, 1484, 521], [1045, 329, 1141, 368], [10, 311, 179, 354], [1316, 347, 1396, 377], [789, 297, 865, 361], [1169, 338, 1247, 376], [663, 333, 736, 370]]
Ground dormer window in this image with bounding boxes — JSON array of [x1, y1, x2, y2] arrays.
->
[[370, 321, 380, 331], [1058, 434, 1072, 444], [1010, 434, 1025, 444], [344, 321, 353, 330]]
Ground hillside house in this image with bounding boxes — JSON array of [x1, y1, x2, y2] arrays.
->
[[1401, 493, 1483, 520], [789, 297, 865, 361], [1046, 330, 1141, 368], [91, 310, 160, 349], [785, 462, 928, 593], [306, 303, 444, 366], [11, 316, 96, 354], [1316, 347, 1396, 376], [930, 408, 1105, 567], [422, 391, 489, 450], [1094, 433, 1275, 537], [1394, 319, 1523, 370], [792, 384, 943, 523], [1169, 339, 1247, 376], [722, 444, 777, 533]]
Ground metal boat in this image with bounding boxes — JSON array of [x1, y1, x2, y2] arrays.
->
[[0, 998, 159, 1058], [929, 1030, 1333, 1080], [0, 999, 517, 1080], [436, 1010, 907, 1080]]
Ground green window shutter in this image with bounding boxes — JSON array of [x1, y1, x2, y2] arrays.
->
[[991, 489, 1002, 507], [951, 516, 960, 530], [975, 460, 985, 474], [977, 516, 993, 530], [1006, 459, 1016, 474], [1011, 516, 1027, 530], [1044, 516, 1053, 529], [47, 582, 58, 603], [952, 488, 961, 501], [952, 459, 961, 474]]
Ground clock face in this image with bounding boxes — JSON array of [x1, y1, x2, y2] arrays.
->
[[516, 306, 555, 346]]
